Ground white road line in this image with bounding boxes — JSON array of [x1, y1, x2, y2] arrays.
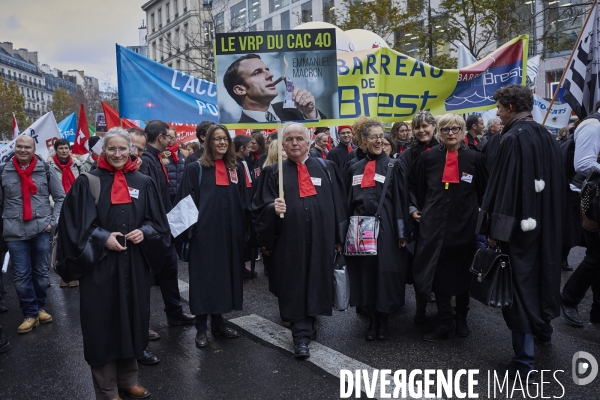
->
[[178, 279, 189, 301], [229, 314, 442, 400]]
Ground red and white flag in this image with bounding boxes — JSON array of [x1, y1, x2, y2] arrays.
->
[[72, 104, 90, 155], [12, 113, 19, 139]]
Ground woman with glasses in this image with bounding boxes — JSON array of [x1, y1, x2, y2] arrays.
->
[[175, 124, 246, 349], [390, 122, 411, 156], [345, 118, 410, 341], [382, 135, 397, 157], [408, 114, 488, 342]]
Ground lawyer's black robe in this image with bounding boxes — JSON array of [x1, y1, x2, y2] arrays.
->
[[478, 121, 564, 335], [56, 170, 170, 366], [250, 157, 347, 322], [327, 142, 354, 175], [409, 145, 488, 297], [345, 152, 409, 313], [175, 162, 245, 315]]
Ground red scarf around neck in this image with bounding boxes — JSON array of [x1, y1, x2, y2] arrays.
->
[[53, 155, 76, 194], [157, 153, 169, 182], [347, 145, 353, 153], [441, 150, 460, 184], [97, 155, 138, 204], [297, 162, 317, 198], [215, 159, 229, 186], [13, 156, 38, 221], [167, 143, 179, 163], [361, 160, 377, 188]]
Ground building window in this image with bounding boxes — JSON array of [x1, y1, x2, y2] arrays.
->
[[204, 22, 214, 44], [301, 1, 312, 22], [323, 0, 334, 23], [280, 10, 290, 30], [249, 0, 261, 22], [544, 0, 585, 56], [175, 28, 180, 50], [249, 24, 257, 31], [152, 41, 157, 60], [215, 13, 225, 33], [177, 59, 182, 71], [159, 38, 164, 59], [231, 1, 247, 30], [204, 0, 213, 8], [270, 0, 289, 13], [184, 23, 189, 47], [183, 0, 187, 11], [158, 8, 162, 27], [264, 17, 272, 31], [166, 3, 170, 22], [174, 0, 179, 16], [151, 13, 155, 32], [167, 33, 172, 54]]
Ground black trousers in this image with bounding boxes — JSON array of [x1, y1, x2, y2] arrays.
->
[[562, 228, 600, 307], [434, 292, 469, 321], [291, 316, 315, 345], [156, 243, 183, 318], [195, 314, 223, 331]]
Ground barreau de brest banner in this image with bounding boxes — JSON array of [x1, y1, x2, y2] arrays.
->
[[117, 34, 528, 128]]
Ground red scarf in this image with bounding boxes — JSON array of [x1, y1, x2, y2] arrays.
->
[[361, 160, 377, 188], [242, 161, 252, 188], [215, 159, 229, 186], [13, 157, 38, 221], [327, 136, 332, 151], [158, 153, 169, 182], [297, 162, 317, 198], [441, 150, 460, 184], [53, 155, 76, 194], [463, 135, 480, 147], [167, 143, 179, 163], [347, 145, 353, 153], [97, 155, 138, 204]]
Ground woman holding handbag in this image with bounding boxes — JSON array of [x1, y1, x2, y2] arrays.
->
[[345, 118, 410, 341], [409, 113, 488, 342]]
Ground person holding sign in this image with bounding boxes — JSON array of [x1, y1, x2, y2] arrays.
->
[[250, 122, 346, 359], [223, 54, 326, 123]]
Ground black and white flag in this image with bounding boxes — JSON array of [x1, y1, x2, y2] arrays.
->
[[562, 2, 600, 119]]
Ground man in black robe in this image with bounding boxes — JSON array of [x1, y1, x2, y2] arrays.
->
[[327, 125, 355, 173], [56, 129, 170, 399], [251, 122, 347, 359], [479, 84, 564, 379]]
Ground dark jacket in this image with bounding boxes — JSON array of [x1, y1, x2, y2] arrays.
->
[[165, 150, 186, 200], [238, 102, 327, 123], [139, 144, 172, 212]]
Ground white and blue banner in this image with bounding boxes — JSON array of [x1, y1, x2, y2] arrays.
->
[[57, 112, 77, 143], [532, 94, 572, 129], [0, 112, 62, 164], [116, 45, 218, 124]]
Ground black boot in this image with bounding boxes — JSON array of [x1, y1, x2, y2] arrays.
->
[[424, 318, 455, 342], [414, 294, 427, 325], [377, 313, 389, 340], [455, 308, 470, 337], [365, 313, 379, 341]]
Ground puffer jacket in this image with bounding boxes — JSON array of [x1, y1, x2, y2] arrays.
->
[[0, 156, 65, 241], [165, 150, 186, 200]]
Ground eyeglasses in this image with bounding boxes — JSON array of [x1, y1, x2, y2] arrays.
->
[[366, 135, 384, 141], [166, 135, 177, 140], [440, 126, 462, 135], [213, 137, 228, 143], [105, 146, 129, 154]]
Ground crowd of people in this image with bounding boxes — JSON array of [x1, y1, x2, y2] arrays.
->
[[0, 83, 598, 399]]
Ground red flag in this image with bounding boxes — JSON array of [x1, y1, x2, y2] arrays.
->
[[12, 113, 19, 140], [72, 104, 90, 155], [101, 101, 140, 130]]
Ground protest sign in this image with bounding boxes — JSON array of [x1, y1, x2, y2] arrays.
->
[[0, 112, 62, 164], [215, 29, 339, 127], [532, 94, 572, 129]]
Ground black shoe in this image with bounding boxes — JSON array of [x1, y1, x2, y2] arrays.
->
[[365, 314, 379, 341], [195, 330, 208, 348], [427, 292, 436, 303], [167, 312, 196, 326], [377, 313, 389, 340], [561, 304, 584, 327], [414, 310, 427, 325], [244, 267, 258, 278], [137, 350, 160, 365], [424, 320, 455, 342], [455, 310, 470, 338], [495, 362, 538, 384], [211, 324, 240, 338], [356, 306, 368, 316], [561, 261, 573, 272], [0, 335, 10, 354], [294, 343, 310, 359]]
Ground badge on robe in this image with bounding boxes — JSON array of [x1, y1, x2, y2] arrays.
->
[[254, 168, 261, 178], [229, 169, 238, 184], [461, 172, 473, 183]]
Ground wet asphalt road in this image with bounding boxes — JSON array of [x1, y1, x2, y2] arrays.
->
[[0, 247, 599, 400]]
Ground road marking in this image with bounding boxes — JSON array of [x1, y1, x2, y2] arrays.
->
[[229, 314, 443, 399]]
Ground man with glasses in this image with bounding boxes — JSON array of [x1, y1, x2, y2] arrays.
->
[[327, 125, 355, 173], [138, 121, 195, 365]]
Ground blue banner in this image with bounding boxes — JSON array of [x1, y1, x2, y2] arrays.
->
[[116, 44, 218, 124], [57, 112, 77, 143]]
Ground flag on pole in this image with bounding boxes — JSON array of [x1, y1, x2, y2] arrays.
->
[[72, 104, 90, 154], [526, 55, 541, 89], [101, 101, 140, 130], [562, 1, 600, 119], [457, 43, 477, 69], [12, 113, 19, 139], [57, 112, 77, 143]]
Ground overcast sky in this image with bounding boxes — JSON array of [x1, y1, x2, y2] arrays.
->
[[0, 0, 146, 87]]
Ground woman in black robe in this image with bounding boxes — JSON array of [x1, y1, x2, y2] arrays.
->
[[56, 128, 170, 400], [396, 111, 439, 323], [409, 114, 488, 342], [175, 124, 246, 349], [345, 119, 410, 340]]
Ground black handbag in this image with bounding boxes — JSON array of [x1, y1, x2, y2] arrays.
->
[[469, 247, 513, 308]]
